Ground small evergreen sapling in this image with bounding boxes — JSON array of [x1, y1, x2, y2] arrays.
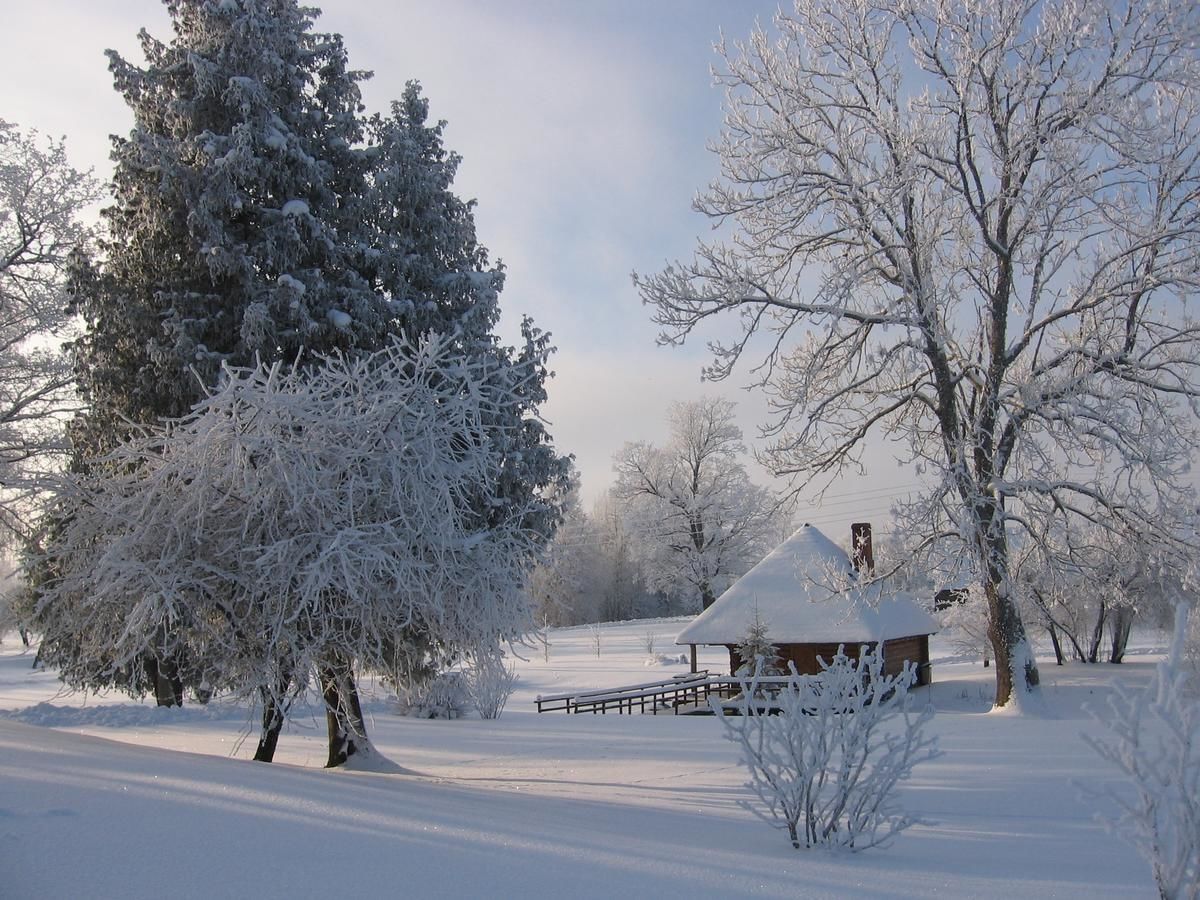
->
[[735, 607, 780, 675]]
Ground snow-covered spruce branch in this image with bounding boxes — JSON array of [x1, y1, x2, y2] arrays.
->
[[715, 648, 939, 851]]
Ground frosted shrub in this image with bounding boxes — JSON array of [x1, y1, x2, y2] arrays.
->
[[716, 648, 938, 851], [468, 651, 518, 720], [396, 671, 470, 720], [1083, 604, 1200, 899]]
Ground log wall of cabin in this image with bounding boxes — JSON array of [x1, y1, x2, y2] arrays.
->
[[727, 635, 931, 684]]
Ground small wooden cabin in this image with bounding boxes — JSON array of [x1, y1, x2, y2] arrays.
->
[[675, 524, 938, 685]]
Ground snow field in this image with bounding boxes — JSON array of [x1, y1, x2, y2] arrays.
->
[[0, 619, 1165, 898]]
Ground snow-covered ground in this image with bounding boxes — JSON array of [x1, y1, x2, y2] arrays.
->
[[0, 619, 1166, 898]]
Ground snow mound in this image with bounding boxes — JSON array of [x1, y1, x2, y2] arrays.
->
[[644, 653, 689, 667], [281, 198, 309, 217], [0, 701, 238, 728]]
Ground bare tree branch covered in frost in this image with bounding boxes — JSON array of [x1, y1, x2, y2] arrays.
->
[[612, 397, 789, 611], [1015, 522, 1189, 667], [636, 0, 1200, 707], [1084, 604, 1200, 900], [31, 334, 551, 765], [716, 649, 938, 851], [0, 122, 101, 539]]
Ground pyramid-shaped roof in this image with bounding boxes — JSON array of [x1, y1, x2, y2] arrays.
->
[[676, 524, 937, 646]]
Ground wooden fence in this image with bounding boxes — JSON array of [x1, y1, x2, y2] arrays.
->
[[535, 673, 799, 715]]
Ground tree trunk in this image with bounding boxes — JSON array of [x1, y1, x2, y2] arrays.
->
[[321, 655, 368, 768], [253, 684, 287, 763], [1064, 628, 1087, 663], [1047, 622, 1064, 666], [1108, 606, 1134, 664], [143, 656, 184, 707], [700, 580, 716, 611], [978, 527, 1039, 707], [1087, 600, 1107, 664], [1030, 587, 1065, 665]]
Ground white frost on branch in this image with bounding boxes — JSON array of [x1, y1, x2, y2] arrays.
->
[[716, 648, 939, 851], [1083, 604, 1200, 900], [635, 0, 1200, 707], [33, 334, 546, 718], [280, 198, 309, 217]]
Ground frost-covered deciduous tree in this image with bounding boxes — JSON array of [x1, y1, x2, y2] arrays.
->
[[32, 335, 553, 766], [612, 397, 786, 611], [591, 494, 656, 622], [1084, 604, 1200, 900], [636, 0, 1200, 707], [527, 472, 608, 626], [0, 122, 101, 537], [1014, 522, 1190, 667], [59, 0, 569, 706], [717, 648, 938, 851]]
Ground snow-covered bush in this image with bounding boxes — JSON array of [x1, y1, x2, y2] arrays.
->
[[31, 334, 556, 763], [716, 648, 938, 851], [467, 651, 518, 720], [396, 671, 471, 720], [1083, 604, 1200, 899], [644, 653, 689, 668]]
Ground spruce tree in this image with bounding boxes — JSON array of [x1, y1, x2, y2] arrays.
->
[[70, 0, 370, 457], [48, 0, 568, 738]]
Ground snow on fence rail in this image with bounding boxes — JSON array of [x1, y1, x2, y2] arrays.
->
[[535, 673, 800, 715]]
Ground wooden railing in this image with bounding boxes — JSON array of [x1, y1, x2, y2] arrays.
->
[[535, 666, 930, 715], [535, 673, 798, 715]]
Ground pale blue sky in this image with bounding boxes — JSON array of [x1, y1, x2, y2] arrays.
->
[[1, 1, 916, 541]]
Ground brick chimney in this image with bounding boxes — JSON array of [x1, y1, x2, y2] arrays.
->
[[851, 522, 874, 575]]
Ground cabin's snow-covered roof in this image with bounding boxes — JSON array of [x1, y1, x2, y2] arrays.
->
[[676, 524, 937, 646]]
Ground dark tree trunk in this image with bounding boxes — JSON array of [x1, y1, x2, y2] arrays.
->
[[969, 495, 1039, 706], [1047, 622, 1064, 666], [700, 581, 716, 611], [143, 656, 184, 707], [321, 655, 368, 768], [253, 685, 287, 763], [1064, 628, 1087, 663], [1030, 587, 1066, 665], [981, 556, 1039, 705], [1108, 606, 1134, 664], [1087, 600, 1107, 664]]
